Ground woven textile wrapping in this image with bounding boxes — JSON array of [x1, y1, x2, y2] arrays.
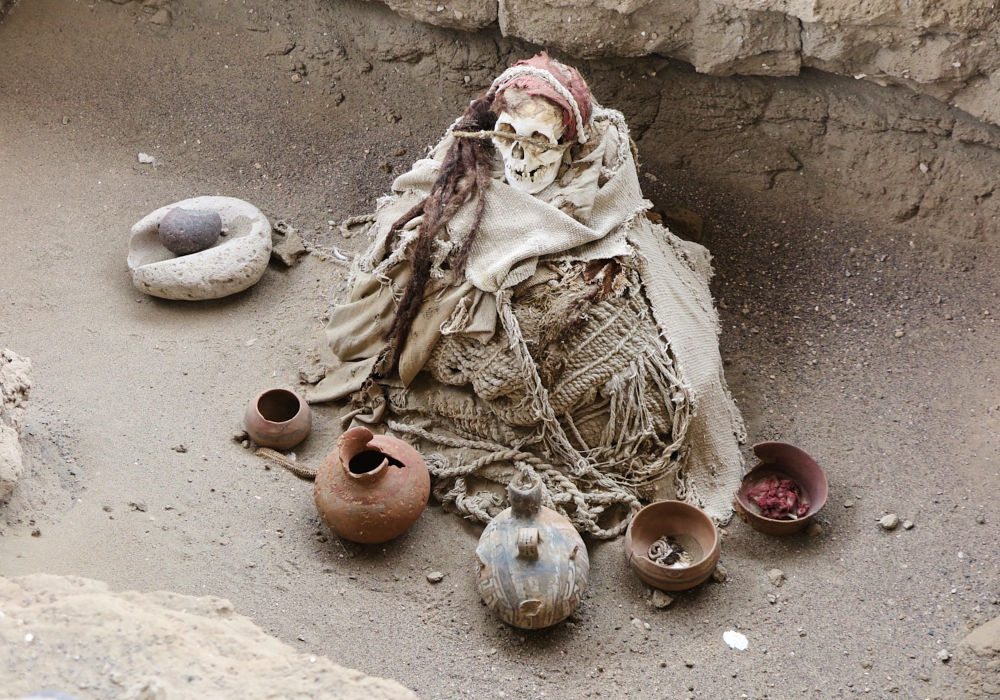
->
[[308, 108, 745, 536]]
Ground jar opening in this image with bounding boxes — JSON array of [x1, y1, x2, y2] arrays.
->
[[349, 450, 404, 474], [256, 389, 301, 423]]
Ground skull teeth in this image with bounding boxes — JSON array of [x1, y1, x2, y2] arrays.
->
[[513, 166, 544, 180]]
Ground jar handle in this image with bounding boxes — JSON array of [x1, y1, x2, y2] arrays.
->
[[517, 527, 539, 559]]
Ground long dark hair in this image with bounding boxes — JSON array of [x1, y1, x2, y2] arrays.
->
[[380, 98, 498, 375]]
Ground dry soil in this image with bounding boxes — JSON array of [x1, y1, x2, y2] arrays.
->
[[1, 1, 999, 699]]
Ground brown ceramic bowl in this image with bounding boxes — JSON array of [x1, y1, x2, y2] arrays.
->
[[244, 388, 312, 450], [735, 442, 829, 536], [624, 501, 721, 591]]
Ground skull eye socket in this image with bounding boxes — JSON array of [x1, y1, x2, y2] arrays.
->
[[495, 122, 516, 136], [528, 131, 559, 147]]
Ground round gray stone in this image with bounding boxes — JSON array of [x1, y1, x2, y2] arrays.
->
[[158, 207, 222, 256]]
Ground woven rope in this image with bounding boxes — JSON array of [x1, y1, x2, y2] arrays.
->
[[379, 259, 689, 539]]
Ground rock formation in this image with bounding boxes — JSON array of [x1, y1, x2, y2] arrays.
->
[[950, 615, 1000, 698], [375, 0, 1000, 131], [0, 349, 31, 502], [0, 574, 417, 700]]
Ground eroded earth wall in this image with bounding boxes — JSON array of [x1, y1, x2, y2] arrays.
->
[[354, 17, 1000, 240], [0, 574, 417, 700], [384, 0, 1000, 131]]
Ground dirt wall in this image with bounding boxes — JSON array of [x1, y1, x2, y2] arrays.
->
[[381, 0, 1000, 131], [353, 17, 1000, 240], [0, 574, 417, 700]]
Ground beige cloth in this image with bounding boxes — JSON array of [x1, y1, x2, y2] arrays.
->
[[309, 108, 745, 524]]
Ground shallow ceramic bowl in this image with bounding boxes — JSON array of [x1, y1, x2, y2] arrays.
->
[[735, 442, 829, 536], [244, 388, 312, 450], [624, 500, 721, 591]]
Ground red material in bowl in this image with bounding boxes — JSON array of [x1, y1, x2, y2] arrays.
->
[[735, 442, 828, 536]]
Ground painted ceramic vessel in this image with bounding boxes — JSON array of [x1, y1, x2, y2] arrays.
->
[[476, 477, 589, 629], [314, 426, 430, 544], [244, 388, 312, 450]]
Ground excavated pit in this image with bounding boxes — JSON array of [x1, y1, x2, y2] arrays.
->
[[1, 0, 999, 698]]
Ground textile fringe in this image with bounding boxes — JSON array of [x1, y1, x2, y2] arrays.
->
[[388, 421, 639, 539]]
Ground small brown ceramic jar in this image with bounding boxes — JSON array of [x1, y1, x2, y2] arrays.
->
[[244, 388, 312, 450], [313, 426, 430, 544]]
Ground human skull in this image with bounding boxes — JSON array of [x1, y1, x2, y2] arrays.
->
[[492, 88, 570, 194]]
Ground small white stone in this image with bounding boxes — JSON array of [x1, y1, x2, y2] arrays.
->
[[936, 648, 951, 662], [768, 569, 785, 587], [724, 630, 748, 650], [426, 571, 445, 583]]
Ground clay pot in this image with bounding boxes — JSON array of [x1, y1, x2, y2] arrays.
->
[[624, 501, 720, 591], [476, 477, 589, 629], [158, 207, 223, 256], [244, 389, 312, 450], [313, 426, 430, 544], [735, 441, 829, 536]]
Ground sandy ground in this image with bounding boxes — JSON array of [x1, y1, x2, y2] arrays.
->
[[2, 1, 999, 698]]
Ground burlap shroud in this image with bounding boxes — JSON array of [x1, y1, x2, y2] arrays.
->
[[309, 111, 745, 537]]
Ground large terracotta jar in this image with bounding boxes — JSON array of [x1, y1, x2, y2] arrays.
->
[[314, 426, 430, 544], [476, 477, 589, 629]]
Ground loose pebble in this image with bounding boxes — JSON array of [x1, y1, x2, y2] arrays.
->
[[766, 594, 777, 604], [844, 499, 855, 508], [651, 590, 674, 609], [149, 8, 171, 26], [723, 630, 749, 650], [902, 520, 914, 530], [426, 571, 445, 583], [936, 649, 951, 663], [712, 564, 728, 583], [806, 521, 823, 537], [976, 514, 986, 524], [878, 514, 900, 530], [768, 569, 785, 587]]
